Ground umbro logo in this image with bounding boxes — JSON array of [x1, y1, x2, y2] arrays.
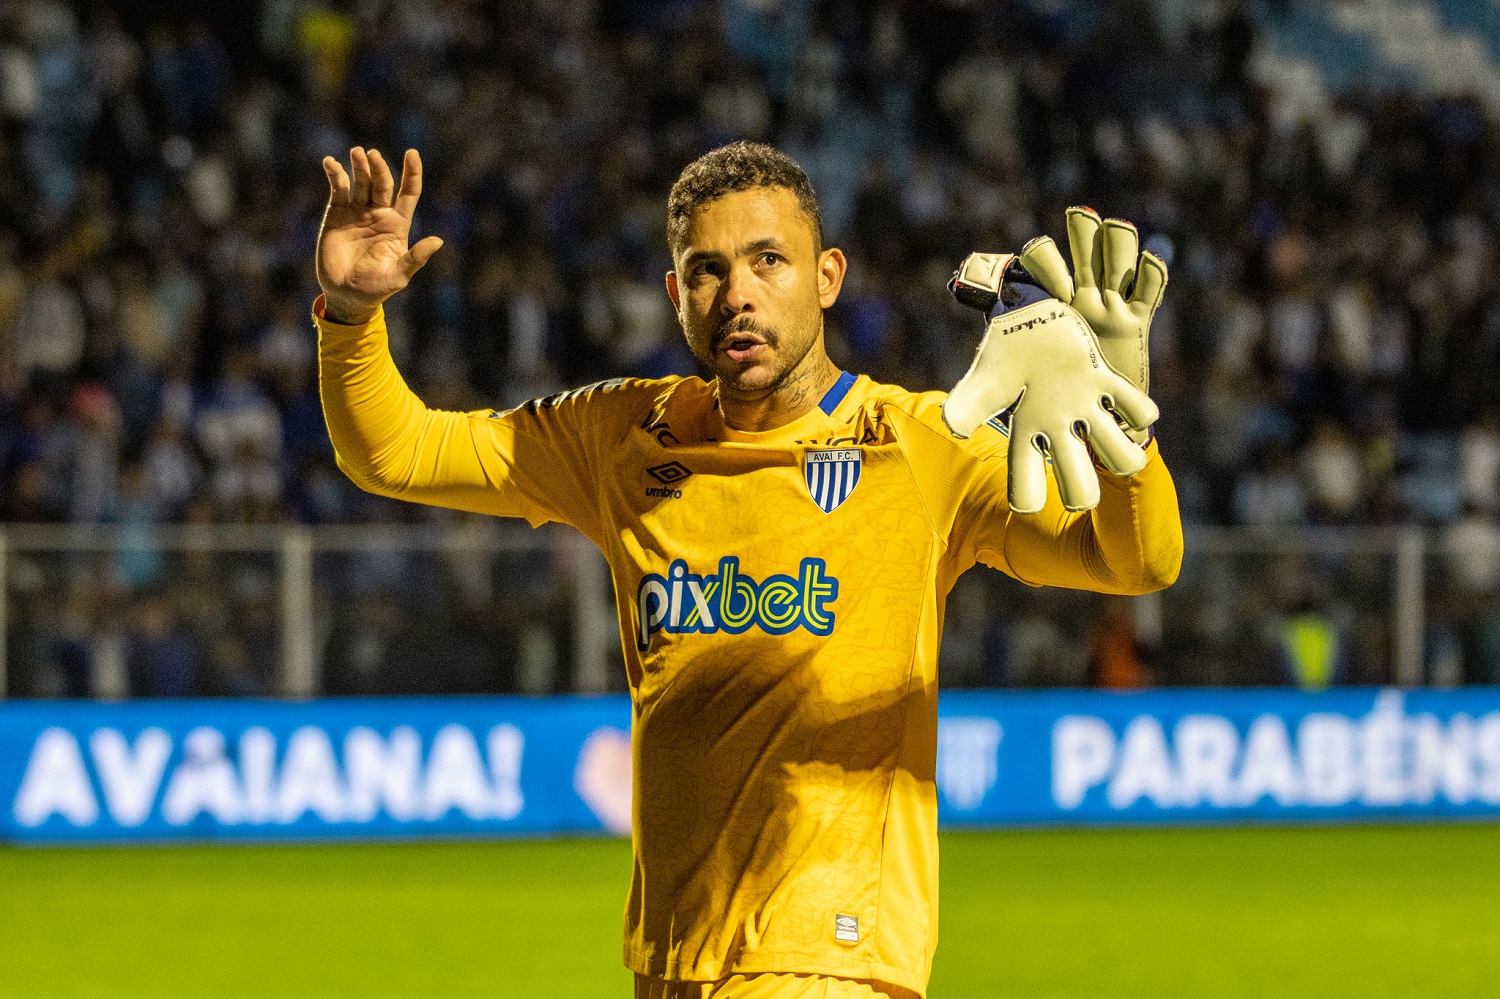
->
[[647, 462, 691, 485], [645, 461, 691, 500]]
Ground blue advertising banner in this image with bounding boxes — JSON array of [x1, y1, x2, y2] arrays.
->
[[1, 696, 633, 844], [3, 688, 1499, 843], [934, 688, 1500, 826]]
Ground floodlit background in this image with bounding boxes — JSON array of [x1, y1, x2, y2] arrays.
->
[[2, 1, 1500, 997], [8, 0, 1500, 696]]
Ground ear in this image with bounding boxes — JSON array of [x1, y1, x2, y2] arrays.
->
[[817, 247, 846, 309], [665, 269, 682, 320]]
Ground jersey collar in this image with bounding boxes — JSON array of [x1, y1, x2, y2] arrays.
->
[[817, 370, 857, 415]]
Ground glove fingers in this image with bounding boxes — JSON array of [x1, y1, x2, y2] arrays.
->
[[1086, 413, 1150, 477], [1018, 236, 1075, 301], [1066, 207, 1103, 291], [942, 378, 1014, 438], [1050, 432, 1101, 512], [1101, 377, 1160, 432], [1128, 250, 1168, 318], [1100, 219, 1139, 296], [1008, 430, 1050, 515], [943, 334, 1026, 438]]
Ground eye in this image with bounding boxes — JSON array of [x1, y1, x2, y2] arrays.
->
[[758, 252, 782, 267], [693, 261, 726, 280]]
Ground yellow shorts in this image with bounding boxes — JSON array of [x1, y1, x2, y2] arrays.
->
[[633, 973, 920, 999]]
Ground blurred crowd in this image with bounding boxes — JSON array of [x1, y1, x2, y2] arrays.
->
[[5, 0, 1500, 694]]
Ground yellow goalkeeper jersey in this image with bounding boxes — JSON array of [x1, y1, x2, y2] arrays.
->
[[315, 301, 1183, 996]]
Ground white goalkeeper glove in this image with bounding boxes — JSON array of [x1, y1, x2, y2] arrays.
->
[[1018, 207, 1168, 404], [942, 252, 1158, 514]]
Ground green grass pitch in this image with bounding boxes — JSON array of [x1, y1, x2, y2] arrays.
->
[[3, 824, 1497, 998]]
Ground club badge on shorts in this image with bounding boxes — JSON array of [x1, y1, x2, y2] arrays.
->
[[804, 447, 861, 513]]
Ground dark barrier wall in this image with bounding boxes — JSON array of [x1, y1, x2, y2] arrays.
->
[[4, 689, 1499, 843]]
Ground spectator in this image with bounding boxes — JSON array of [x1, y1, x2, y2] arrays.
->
[[0, 229, 24, 351], [12, 251, 86, 382], [141, 415, 201, 515], [1299, 418, 1364, 522], [126, 593, 198, 697], [1276, 602, 1344, 691], [937, 37, 1018, 161], [113, 460, 166, 589], [1444, 501, 1500, 595], [195, 346, 282, 471], [211, 438, 282, 522], [1458, 407, 1500, 513], [1235, 440, 1306, 527], [1326, 275, 1375, 378], [60, 383, 121, 523], [1089, 596, 1147, 689]]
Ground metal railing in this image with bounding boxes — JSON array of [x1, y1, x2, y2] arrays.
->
[[0, 521, 1486, 698], [0, 522, 613, 700], [1170, 525, 1428, 686]]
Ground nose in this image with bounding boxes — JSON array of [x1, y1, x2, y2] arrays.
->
[[719, 263, 756, 317]]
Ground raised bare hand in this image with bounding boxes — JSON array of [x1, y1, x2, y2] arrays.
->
[[316, 147, 444, 324]]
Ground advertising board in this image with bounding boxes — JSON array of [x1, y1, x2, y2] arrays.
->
[[4, 688, 1498, 843]]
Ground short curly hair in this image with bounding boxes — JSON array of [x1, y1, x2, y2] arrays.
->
[[667, 141, 824, 257]]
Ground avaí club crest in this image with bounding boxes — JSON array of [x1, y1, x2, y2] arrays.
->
[[803, 448, 861, 513]]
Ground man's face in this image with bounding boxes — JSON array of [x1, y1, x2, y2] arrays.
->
[[667, 186, 843, 395]]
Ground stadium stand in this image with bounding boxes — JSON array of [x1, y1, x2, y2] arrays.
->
[[3, 0, 1500, 695]]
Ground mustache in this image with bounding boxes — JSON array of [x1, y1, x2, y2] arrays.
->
[[715, 315, 777, 348]]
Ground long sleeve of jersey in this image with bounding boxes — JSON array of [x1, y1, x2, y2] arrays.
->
[[964, 438, 1182, 594], [885, 399, 1182, 596], [313, 297, 608, 542]]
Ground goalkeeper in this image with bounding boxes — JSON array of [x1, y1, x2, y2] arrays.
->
[[314, 142, 1181, 999]]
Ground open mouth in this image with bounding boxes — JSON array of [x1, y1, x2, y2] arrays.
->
[[722, 333, 767, 363], [714, 315, 774, 361]]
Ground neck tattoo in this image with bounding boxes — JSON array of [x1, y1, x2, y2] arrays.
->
[[719, 349, 840, 433]]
